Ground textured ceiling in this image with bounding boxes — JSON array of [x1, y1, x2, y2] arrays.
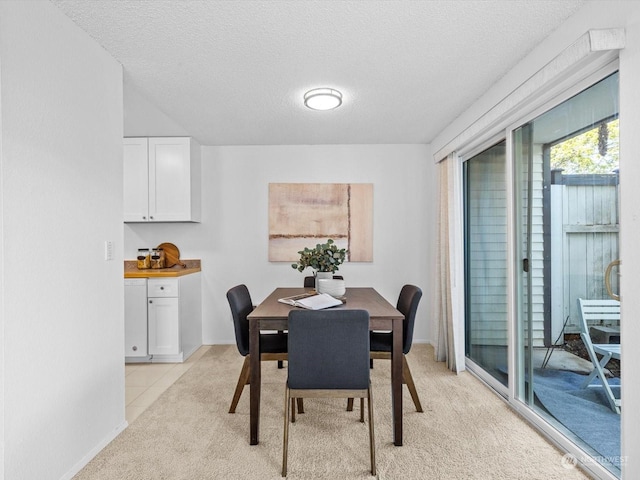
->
[[51, 0, 586, 146]]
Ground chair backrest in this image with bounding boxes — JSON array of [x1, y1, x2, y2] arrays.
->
[[577, 298, 620, 339], [397, 284, 423, 354], [288, 309, 370, 390], [226, 284, 253, 356]]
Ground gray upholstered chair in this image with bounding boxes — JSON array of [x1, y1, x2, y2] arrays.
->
[[371, 284, 423, 412], [348, 284, 423, 413], [282, 309, 375, 477], [226, 284, 289, 413]]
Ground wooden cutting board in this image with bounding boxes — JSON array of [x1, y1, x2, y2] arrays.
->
[[157, 242, 186, 268]]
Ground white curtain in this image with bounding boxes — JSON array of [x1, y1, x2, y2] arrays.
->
[[434, 152, 465, 373]]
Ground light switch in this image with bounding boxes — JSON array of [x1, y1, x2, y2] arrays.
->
[[105, 240, 114, 261]]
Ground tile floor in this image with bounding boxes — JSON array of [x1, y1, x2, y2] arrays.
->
[[124, 345, 211, 424]]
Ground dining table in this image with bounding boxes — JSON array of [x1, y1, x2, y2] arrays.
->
[[246, 287, 405, 446]]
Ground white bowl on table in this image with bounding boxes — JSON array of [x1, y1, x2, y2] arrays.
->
[[316, 278, 346, 297]]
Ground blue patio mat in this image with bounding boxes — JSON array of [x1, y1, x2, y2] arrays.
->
[[533, 368, 620, 468]]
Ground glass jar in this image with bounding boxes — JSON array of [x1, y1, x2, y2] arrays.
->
[[151, 248, 162, 269], [137, 249, 150, 269]]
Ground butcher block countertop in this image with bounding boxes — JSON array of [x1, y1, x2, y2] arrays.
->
[[124, 259, 201, 278]]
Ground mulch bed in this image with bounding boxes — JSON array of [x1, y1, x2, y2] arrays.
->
[[563, 334, 620, 378]]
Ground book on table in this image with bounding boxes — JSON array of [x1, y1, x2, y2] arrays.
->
[[277, 292, 343, 310]]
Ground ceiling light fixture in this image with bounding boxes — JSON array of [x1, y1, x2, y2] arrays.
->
[[303, 88, 343, 111]]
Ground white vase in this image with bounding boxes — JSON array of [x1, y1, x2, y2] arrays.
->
[[315, 272, 333, 292]]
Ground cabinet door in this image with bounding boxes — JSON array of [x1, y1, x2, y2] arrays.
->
[[123, 138, 150, 222], [148, 137, 192, 222], [148, 297, 180, 355], [124, 279, 148, 357]]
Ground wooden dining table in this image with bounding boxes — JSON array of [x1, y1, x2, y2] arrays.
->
[[247, 287, 405, 446]]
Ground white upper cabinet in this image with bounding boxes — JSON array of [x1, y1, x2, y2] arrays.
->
[[123, 137, 150, 221], [123, 137, 201, 222]]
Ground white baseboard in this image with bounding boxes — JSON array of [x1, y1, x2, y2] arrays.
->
[[125, 355, 152, 363], [182, 344, 200, 361], [59, 420, 128, 480], [151, 352, 184, 363]]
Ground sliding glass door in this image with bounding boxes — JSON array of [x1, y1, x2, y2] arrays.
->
[[464, 141, 508, 389], [463, 68, 621, 477], [513, 72, 620, 475]]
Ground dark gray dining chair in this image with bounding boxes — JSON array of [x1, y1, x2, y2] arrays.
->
[[282, 309, 375, 477], [226, 284, 289, 413], [347, 284, 424, 413], [372, 284, 423, 412]]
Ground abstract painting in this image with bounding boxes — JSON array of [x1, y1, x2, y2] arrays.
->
[[269, 183, 373, 262]]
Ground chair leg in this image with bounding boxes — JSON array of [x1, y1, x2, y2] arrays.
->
[[580, 346, 620, 413], [346, 398, 354, 411], [360, 398, 364, 422], [229, 356, 250, 413], [368, 385, 376, 476], [296, 398, 304, 414], [403, 355, 423, 412], [282, 386, 290, 477], [350, 354, 424, 413], [278, 331, 285, 368], [580, 350, 613, 388], [291, 398, 296, 423]]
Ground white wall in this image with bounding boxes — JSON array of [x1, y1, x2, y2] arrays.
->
[[124, 82, 190, 138], [124, 144, 436, 346], [430, 1, 640, 477], [0, 2, 124, 479]]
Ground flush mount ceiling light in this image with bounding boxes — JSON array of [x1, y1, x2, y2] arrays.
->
[[303, 88, 343, 110]]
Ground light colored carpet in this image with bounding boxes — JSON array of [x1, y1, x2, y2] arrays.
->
[[74, 344, 589, 479]]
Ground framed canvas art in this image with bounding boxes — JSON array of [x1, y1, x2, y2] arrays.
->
[[268, 183, 373, 262]]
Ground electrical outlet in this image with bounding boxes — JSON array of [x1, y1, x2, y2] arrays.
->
[[105, 240, 114, 261]]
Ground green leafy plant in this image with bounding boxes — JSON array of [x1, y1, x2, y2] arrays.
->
[[291, 239, 347, 273]]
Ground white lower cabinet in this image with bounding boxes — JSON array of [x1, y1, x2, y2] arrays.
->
[[125, 273, 202, 363], [125, 278, 149, 361], [148, 296, 180, 356]]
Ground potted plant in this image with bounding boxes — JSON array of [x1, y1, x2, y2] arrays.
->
[[291, 239, 347, 277]]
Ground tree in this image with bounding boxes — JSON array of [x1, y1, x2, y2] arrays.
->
[[550, 119, 619, 174]]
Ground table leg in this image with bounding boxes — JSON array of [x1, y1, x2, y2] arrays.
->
[[391, 319, 403, 446], [249, 320, 261, 445]]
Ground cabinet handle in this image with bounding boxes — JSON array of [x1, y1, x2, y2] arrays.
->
[[149, 300, 153, 304], [150, 216, 154, 220], [142, 216, 147, 220], [160, 286, 164, 290]]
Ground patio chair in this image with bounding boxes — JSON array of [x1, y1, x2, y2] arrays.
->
[[576, 298, 621, 414]]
